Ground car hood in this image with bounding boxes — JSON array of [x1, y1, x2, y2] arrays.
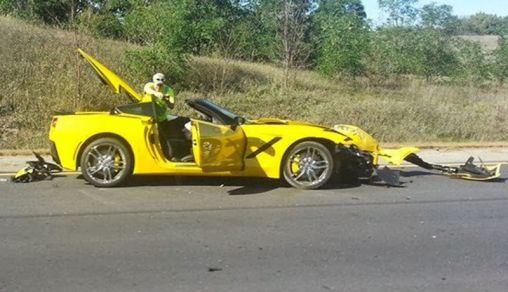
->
[[77, 48, 142, 102]]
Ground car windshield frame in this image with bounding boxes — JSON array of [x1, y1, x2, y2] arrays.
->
[[111, 99, 244, 126], [111, 101, 157, 118]]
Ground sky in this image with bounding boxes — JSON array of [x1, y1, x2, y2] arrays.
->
[[362, 0, 508, 22]]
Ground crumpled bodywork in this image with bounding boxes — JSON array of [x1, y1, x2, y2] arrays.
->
[[333, 124, 419, 167]]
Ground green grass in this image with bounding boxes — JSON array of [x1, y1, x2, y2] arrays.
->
[[1, 16, 507, 149]]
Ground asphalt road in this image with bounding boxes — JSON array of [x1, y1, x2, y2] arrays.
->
[[0, 166, 507, 292]]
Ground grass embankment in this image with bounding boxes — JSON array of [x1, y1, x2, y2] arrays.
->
[[1, 16, 507, 149]]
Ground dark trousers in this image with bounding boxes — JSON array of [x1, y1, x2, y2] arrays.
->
[[158, 117, 191, 159]]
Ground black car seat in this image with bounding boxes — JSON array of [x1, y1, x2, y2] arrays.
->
[[158, 117, 192, 161]]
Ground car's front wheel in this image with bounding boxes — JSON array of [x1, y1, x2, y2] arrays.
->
[[80, 137, 133, 187], [282, 141, 334, 189]]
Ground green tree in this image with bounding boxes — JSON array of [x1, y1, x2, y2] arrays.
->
[[124, 0, 247, 54], [368, 27, 458, 79], [0, 0, 95, 24], [122, 1, 189, 83], [314, 0, 370, 77], [225, 8, 277, 61], [77, 0, 145, 38], [493, 37, 508, 83], [454, 39, 490, 82], [378, 0, 419, 26], [267, 0, 314, 65], [254, 0, 314, 85], [458, 13, 507, 35], [420, 3, 458, 34], [414, 28, 458, 78]]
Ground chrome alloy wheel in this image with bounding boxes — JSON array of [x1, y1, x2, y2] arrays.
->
[[84, 143, 127, 185], [283, 141, 334, 189]]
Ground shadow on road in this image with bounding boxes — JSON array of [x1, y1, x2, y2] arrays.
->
[[127, 175, 283, 188], [75, 174, 363, 195], [400, 170, 436, 178]]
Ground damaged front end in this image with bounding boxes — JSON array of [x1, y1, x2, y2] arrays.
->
[[335, 142, 502, 187], [333, 124, 417, 186], [334, 144, 405, 186], [335, 144, 374, 180], [332, 124, 501, 186]]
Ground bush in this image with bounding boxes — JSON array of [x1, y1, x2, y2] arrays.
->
[[124, 45, 188, 88], [493, 36, 508, 83], [315, 14, 370, 77], [454, 39, 491, 82], [78, 8, 124, 39], [367, 27, 458, 80]]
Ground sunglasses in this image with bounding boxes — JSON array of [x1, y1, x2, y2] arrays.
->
[[156, 78, 165, 82]]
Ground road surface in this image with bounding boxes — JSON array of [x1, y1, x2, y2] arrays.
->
[[0, 166, 507, 291]]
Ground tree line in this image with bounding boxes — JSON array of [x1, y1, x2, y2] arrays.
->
[[1, 0, 507, 84]]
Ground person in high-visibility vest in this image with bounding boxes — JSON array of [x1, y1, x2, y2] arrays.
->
[[142, 73, 175, 122], [143, 73, 191, 161]]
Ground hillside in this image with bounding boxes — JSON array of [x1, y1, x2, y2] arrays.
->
[[0, 16, 507, 149], [459, 35, 500, 52]]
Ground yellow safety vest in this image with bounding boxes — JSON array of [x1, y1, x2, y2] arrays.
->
[[142, 83, 175, 121]]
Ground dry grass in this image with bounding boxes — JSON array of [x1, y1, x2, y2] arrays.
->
[[1, 16, 507, 150], [0, 16, 141, 149], [179, 57, 508, 143]]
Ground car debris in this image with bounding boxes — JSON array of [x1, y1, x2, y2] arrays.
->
[[11, 152, 62, 183], [403, 154, 501, 182]]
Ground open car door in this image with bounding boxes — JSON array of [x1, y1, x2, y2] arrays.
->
[[191, 120, 246, 171]]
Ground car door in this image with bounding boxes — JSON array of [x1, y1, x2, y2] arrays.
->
[[191, 119, 246, 171]]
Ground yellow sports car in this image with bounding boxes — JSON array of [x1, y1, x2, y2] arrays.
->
[[48, 49, 501, 188]]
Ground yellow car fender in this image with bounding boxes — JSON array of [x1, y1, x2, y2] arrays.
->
[[377, 147, 420, 166]]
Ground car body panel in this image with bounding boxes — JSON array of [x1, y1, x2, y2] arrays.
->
[[49, 112, 157, 173], [77, 49, 141, 102], [191, 119, 246, 171], [378, 147, 420, 166]]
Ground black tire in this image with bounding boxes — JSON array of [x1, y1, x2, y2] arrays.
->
[[282, 141, 334, 189], [80, 137, 133, 187]]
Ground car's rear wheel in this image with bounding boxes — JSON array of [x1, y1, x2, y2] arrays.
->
[[80, 137, 133, 187], [282, 141, 334, 189]]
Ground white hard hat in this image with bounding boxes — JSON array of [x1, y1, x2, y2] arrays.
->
[[153, 73, 165, 85]]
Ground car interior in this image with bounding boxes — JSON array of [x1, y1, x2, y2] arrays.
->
[[112, 99, 244, 163], [157, 116, 193, 162], [112, 101, 193, 162]]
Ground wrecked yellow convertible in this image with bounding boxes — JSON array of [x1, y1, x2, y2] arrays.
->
[[48, 49, 501, 188]]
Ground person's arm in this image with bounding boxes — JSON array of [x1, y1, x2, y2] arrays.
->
[[144, 83, 163, 98], [162, 87, 175, 109], [164, 96, 175, 109]]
